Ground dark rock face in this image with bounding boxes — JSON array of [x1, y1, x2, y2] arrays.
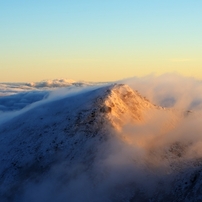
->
[[100, 106, 112, 113]]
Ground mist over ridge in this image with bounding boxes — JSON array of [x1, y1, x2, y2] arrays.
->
[[1, 74, 202, 201]]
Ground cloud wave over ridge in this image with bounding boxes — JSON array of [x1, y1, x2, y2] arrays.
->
[[1, 74, 202, 201]]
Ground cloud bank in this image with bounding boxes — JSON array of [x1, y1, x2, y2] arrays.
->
[[0, 79, 108, 97], [122, 73, 202, 111], [0, 91, 49, 112]]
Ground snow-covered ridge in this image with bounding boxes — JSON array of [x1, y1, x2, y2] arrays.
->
[[0, 83, 202, 201], [0, 84, 159, 199]]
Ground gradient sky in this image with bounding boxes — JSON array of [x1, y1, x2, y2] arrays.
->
[[0, 0, 202, 82]]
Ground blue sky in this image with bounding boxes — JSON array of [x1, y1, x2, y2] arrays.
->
[[0, 1, 202, 82]]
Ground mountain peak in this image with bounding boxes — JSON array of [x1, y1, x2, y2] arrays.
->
[[94, 84, 156, 130]]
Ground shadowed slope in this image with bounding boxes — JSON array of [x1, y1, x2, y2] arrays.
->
[[0, 84, 157, 200]]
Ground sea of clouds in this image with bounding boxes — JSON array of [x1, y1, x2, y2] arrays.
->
[[1, 74, 202, 113]]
